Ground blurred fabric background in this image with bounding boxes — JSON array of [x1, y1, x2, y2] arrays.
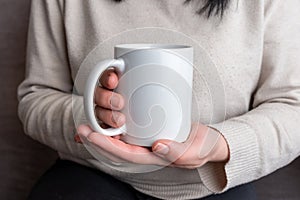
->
[[0, 0, 299, 199], [0, 1, 58, 200]]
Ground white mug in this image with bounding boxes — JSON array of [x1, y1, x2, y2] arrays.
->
[[84, 44, 193, 146]]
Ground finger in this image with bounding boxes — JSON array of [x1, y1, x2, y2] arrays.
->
[[77, 124, 94, 138], [99, 69, 119, 90], [95, 107, 126, 128], [77, 125, 125, 163], [95, 87, 124, 110], [88, 141, 127, 164], [86, 132, 169, 166], [78, 125, 169, 165], [153, 140, 206, 166], [152, 124, 201, 165], [152, 139, 188, 164]]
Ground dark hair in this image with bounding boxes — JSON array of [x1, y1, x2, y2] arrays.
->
[[184, 0, 230, 17], [113, 0, 230, 18]]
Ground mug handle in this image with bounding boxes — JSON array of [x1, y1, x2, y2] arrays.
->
[[84, 58, 126, 136]]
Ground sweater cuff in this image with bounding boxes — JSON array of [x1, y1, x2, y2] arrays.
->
[[197, 120, 260, 193]]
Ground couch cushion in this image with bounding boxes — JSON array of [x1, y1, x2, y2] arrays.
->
[[0, 0, 58, 199]]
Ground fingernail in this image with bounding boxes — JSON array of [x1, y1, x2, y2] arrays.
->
[[112, 113, 125, 126], [74, 134, 82, 144], [153, 143, 169, 155], [110, 95, 120, 109]]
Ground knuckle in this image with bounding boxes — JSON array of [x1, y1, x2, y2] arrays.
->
[[95, 85, 123, 110], [95, 107, 103, 120], [95, 107, 125, 128], [95, 87, 113, 108], [104, 111, 114, 125], [96, 108, 110, 123], [106, 92, 114, 108]]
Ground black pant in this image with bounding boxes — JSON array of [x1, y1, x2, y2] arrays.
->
[[28, 160, 256, 200]]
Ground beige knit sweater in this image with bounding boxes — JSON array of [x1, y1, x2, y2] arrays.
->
[[18, 0, 300, 199]]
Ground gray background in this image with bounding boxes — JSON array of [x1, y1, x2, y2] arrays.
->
[[0, 0, 299, 199]]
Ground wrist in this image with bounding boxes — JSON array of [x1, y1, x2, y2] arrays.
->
[[207, 126, 230, 163]]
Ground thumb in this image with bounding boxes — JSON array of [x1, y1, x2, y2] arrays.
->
[[152, 140, 188, 163]]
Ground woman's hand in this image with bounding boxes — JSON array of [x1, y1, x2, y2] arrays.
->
[[77, 124, 170, 166], [77, 123, 229, 168], [76, 70, 229, 169], [77, 69, 169, 165], [152, 123, 229, 169]]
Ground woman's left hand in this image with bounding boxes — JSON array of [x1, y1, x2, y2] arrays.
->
[[76, 123, 229, 169]]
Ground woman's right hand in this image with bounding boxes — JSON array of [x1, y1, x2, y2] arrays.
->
[[77, 70, 168, 165], [94, 69, 125, 128]]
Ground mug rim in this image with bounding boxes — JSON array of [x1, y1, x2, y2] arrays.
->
[[115, 43, 192, 50]]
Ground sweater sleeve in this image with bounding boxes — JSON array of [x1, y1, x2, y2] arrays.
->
[[198, 0, 300, 193], [17, 0, 91, 159]]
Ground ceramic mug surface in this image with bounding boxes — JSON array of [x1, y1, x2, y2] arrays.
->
[[84, 44, 193, 146]]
